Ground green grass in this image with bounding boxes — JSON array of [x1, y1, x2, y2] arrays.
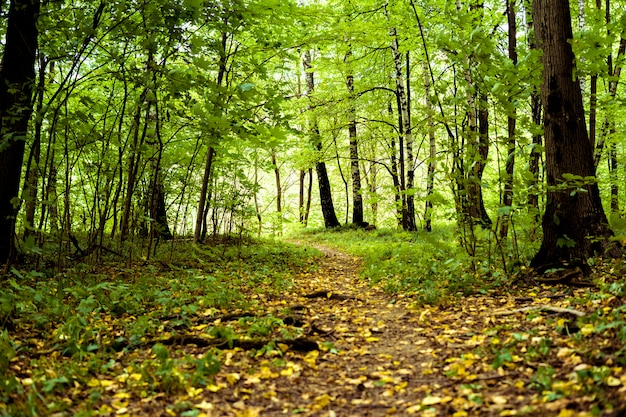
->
[[298, 225, 530, 305]]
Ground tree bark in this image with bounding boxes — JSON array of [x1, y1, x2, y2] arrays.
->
[[524, 0, 543, 219], [530, 0, 621, 272], [303, 50, 340, 229], [194, 146, 215, 242], [345, 50, 364, 226], [499, 0, 518, 238], [389, 27, 416, 231], [0, 0, 40, 265], [423, 60, 436, 232]]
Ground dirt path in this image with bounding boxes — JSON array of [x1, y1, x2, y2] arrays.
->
[[177, 244, 624, 417], [190, 245, 496, 416]]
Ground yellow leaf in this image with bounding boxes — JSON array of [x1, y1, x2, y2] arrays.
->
[[88, 378, 115, 388], [111, 400, 128, 409], [313, 393, 332, 409], [581, 324, 595, 336], [226, 373, 240, 384], [114, 392, 132, 399], [365, 337, 380, 342], [235, 408, 261, 417], [422, 395, 442, 405], [187, 387, 203, 397], [405, 404, 421, 414], [452, 411, 469, 417], [606, 376, 621, 387], [194, 401, 214, 410], [490, 395, 507, 405], [207, 383, 225, 392], [395, 381, 408, 392]]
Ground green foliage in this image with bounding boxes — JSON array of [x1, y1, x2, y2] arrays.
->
[[300, 227, 521, 305], [0, 238, 317, 415]]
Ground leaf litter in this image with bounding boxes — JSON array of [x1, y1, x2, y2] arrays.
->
[[2, 244, 626, 416]]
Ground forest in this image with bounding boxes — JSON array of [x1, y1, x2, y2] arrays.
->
[[1, 0, 626, 415]]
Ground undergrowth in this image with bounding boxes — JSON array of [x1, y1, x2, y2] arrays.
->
[[0, 238, 320, 415], [297, 225, 535, 305]]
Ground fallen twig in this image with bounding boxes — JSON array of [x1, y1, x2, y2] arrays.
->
[[493, 305, 586, 317]]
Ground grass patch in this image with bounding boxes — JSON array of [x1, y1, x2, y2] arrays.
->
[[299, 225, 524, 305]]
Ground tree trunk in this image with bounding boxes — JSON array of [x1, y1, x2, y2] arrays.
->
[[195, 31, 229, 242], [609, 142, 619, 213], [423, 60, 436, 232], [524, 0, 543, 219], [499, 0, 518, 238], [271, 151, 282, 235], [345, 50, 364, 226], [0, 0, 40, 265], [388, 103, 403, 226], [194, 146, 215, 242], [303, 50, 340, 229], [390, 27, 416, 231], [530, 0, 621, 272], [592, 5, 625, 169]]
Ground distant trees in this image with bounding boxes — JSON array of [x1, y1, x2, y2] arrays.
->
[[1, 0, 626, 274]]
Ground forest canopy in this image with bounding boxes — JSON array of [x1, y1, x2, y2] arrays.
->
[[0, 0, 625, 271]]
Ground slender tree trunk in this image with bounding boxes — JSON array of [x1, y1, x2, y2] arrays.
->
[[299, 169, 305, 224], [0, 0, 40, 265], [194, 146, 215, 242], [390, 27, 416, 231], [524, 0, 543, 218], [593, 7, 626, 169], [531, 0, 621, 272], [499, 0, 518, 238], [423, 60, 436, 232], [609, 142, 619, 213], [305, 167, 312, 226], [271, 151, 282, 235], [120, 88, 148, 241], [23, 56, 47, 240], [195, 31, 229, 242], [345, 50, 364, 226], [388, 103, 403, 226], [303, 50, 340, 228]]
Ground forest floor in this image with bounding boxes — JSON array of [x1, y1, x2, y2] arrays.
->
[[3, 241, 626, 416]]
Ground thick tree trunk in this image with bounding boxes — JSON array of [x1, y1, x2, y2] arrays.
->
[[531, 0, 621, 272], [303, 50, 340, 228], [0, 0, 40, 265]]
